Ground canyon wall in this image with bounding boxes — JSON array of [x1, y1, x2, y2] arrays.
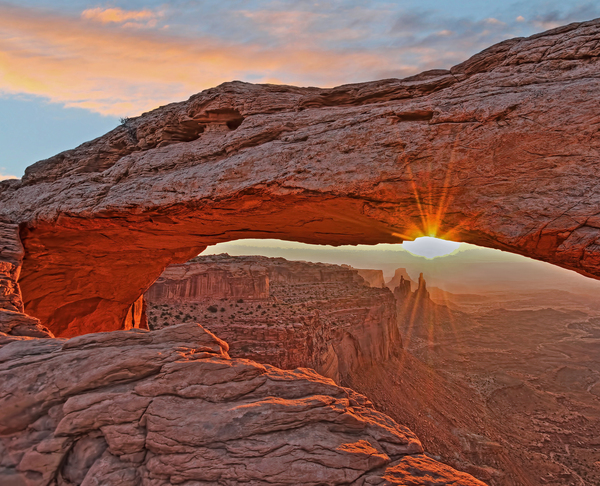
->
[[0, 222, 53, 339], [146, 256, 270, 303], [145, 255, 522, 484], [0, 20, 599, 335], [146, 255, 400, 383]]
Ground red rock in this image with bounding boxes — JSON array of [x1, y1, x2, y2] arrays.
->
[[1, 21, 599, 335], [0, 322, 484, 485], [387, 268, 415, 291], [146, 254, 270, 303]]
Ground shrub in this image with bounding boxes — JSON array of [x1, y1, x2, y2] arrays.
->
[[207, 305, 218, 313], [237, 299, 244, 303]]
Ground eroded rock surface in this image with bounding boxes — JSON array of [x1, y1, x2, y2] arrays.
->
[[0, 20, 599, 335], [0, 322, 484, 485]]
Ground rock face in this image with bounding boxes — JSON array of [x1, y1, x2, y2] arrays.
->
[[416, 273, 430, 301], [146, 257, 270, 303], [0, 222, 54, 340], [146, 255, 400, 383], [0, 20, 599, 335], [0, 322, 485, 486]]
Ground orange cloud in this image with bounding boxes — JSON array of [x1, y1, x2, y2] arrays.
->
[[82, 7, 156, 23], [81, 7, 160, 28], [0, 4, 421, 116]]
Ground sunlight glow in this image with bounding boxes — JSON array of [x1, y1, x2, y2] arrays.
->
[[402, 237, 460, 259]]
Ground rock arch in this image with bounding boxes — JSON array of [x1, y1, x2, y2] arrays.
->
[[1, 19, 600, 337]]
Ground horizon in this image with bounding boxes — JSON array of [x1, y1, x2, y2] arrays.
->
[[200, 238, 600, 295]]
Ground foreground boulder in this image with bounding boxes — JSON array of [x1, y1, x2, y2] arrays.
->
[[0, 322, 484, 485]]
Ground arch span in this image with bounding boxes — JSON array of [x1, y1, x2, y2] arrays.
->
[[1, 19, 600, 337]]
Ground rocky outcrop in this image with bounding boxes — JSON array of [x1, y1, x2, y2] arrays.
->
[[146, 255, 401, 383], [123, 295, 148, 331], [0, 222, 23, 313], [394, 276, 413, 298], [0, 20, 599, 335], [0, 322, 485, 486], [265, 257, 366, 286], [416, 272, 430, 301]]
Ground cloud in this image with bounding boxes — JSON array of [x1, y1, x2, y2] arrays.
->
[[0, 1, 596, 117], [0, 3, 429, 115], [529, 3, 600, 30], [0, 172, 18, 180], [81, 7, 160, 27]]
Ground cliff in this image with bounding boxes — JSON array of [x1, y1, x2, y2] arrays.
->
[[146, 254, 400, 383], [146, 255, 270, 303], [0, 322, 485, 486]]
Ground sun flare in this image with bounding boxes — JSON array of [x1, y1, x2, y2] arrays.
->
[[401, 236, 461, 258]]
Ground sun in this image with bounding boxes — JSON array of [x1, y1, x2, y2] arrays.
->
[[401, 236, 460, 258]]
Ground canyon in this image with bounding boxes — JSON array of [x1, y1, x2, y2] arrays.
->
[[3, 322, 486, 485], [145, 254, 400, 383], [1, 18, 600, 485], [146, 253, 600, 486]]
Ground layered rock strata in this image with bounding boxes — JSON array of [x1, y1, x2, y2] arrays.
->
[[146, 255, 400, 383], [146, 257, 270, 303], [0, 20, 599, 335], [0, 322, 485, 486]]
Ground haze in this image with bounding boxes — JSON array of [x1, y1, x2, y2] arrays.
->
[[203, 238, 600, 295]]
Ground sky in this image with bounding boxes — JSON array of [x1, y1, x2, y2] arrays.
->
[[202, 238, 600, 295], [1, 0, 599, 179]]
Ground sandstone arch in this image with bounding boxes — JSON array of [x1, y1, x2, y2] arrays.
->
[[1, 19, 600, 337]]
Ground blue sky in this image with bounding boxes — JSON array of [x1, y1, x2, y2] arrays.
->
[[1, 0, 599, 179]]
